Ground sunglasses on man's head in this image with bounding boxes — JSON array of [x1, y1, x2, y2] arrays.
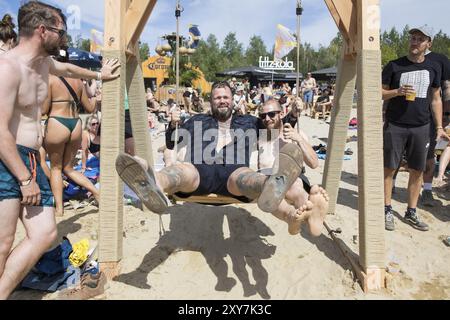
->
[[259, 111, 280, 119], [46, 26, 67, 39]]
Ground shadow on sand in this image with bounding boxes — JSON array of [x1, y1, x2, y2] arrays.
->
[[114, 203, 276, 299]]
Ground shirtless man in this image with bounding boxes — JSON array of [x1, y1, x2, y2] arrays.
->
[[258, 99, 329, 235], [301, 72, 317, 116], [0, 1, 119, 299]]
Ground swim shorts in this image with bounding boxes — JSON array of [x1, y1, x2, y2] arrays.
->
[[0, 145, 54, 207]]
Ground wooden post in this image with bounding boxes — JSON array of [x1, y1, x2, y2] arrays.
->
[[356, 0, 386, 291], [322, 44, 357, 215], [126, 44, 155, 168], [98, 0, 127, 278]]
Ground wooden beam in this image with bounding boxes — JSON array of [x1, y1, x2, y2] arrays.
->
[[126, 43, 155, 171], [322, 42, 357, 215], [324, 0, 357, 55], [98, 0, 127, 277], [356, 0, 385, 291], [125, 0, 157, 50]]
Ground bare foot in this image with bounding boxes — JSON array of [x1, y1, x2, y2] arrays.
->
[[306, 185, 329, 236], [287, 201, 313, 235]]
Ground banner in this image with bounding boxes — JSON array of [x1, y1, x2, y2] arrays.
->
[[90, 29, 104, 54], [274, 24, 297, 61]]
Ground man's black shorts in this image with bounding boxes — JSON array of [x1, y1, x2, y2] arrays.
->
[[383, 122, 430, 172], [175, 163, 252, 202]]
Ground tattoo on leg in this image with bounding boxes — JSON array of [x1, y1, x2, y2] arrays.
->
[[160, 166, 185, 194], [236, 172, 267, 199]]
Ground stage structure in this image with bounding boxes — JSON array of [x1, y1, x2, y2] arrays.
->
[[98, 0, 385, 292]]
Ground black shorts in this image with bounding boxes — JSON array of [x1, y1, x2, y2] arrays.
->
[[383, 122, 430, 172], [175, 163, 252, 202], [124, 110, 133, 139], [427, 122, 437, 160]]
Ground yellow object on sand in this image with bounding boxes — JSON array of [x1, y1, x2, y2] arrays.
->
[[69, 239, 90, 267]]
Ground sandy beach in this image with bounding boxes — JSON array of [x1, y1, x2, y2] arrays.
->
[[10, 112, 450, 300]]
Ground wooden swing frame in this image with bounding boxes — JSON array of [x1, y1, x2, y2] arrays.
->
[[98, 0, 386, 293]]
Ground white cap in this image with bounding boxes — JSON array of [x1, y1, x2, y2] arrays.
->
[[409, 25, 434, 41]]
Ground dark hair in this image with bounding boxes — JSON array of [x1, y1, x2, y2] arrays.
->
[[0, 14, 17, 43], [18, 1, 67, 38], [210, 81, 232, 101]]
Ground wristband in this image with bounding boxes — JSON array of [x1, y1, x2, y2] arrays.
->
[[436, 126, 443, 130], [19, 176, 33, 187], [97, 72, 102, 81]]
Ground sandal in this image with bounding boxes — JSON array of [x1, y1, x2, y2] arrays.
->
[[258, 143, 304, 213], [115, 153, 169, 214]]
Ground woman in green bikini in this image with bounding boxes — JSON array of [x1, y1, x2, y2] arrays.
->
[[42, 49, 99, 216]]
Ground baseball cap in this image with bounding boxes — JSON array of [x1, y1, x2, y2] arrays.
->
[[409, 25, 434, 41]]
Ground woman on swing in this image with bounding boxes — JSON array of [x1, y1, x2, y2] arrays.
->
[[42, 47, 99, 216]]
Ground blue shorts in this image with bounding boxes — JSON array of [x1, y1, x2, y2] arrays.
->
[[304, 90, 314, 103], [0, 145, 54, 207]]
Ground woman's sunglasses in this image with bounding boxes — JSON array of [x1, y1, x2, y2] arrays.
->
[[91, 122, 99, 126], [259, 111, 280, 119]]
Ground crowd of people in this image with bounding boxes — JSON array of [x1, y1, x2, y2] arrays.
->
[[0, 0, 448, 301]]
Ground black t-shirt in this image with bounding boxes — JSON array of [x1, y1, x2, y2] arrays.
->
[[382, 56, 441, 126], [426, 51, 450, 84]]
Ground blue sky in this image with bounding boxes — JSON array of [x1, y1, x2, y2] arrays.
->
[[2, 0, 450, 54]]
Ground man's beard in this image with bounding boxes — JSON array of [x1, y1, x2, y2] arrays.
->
[[43, 39, 60, 56], [212, 105, 232, 121]]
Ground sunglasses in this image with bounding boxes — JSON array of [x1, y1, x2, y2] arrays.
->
[[259, 111, 280, 119], [91, 122, 99, 126], [46, 26, 67, 39]]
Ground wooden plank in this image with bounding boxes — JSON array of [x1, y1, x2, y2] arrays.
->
[[322, 42, 357, 215], [125, 0, 157, 50], [324, 0, 357, 53], [98, 0, 127, 271], [172, 194, 245, 205], [126, 43, 154, 168], [356, 0, 385, 290]]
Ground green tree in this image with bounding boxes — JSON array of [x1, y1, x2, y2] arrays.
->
[[75, 35, 91, 51], [432, 31, 450, 57], [139, 42, 150, 61], [66, 34, 74, 47], [191, 34, 223, 82], [245, 35, 268, 66], [221, 32, 244, 69]]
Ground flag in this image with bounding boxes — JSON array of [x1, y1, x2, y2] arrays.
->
[[90, 29, 104, 54], [274, 24, 297, 61], [187, 24, 201, 49]]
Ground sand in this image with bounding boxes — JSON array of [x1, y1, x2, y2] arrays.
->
[[10, 111, 450, 300]]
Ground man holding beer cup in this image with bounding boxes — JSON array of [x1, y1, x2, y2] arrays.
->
[[381, 25, 449, 232]]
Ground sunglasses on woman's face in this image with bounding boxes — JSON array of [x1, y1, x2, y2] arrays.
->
[[91, 122, 99, 126], [259, 111, 280, 119]]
